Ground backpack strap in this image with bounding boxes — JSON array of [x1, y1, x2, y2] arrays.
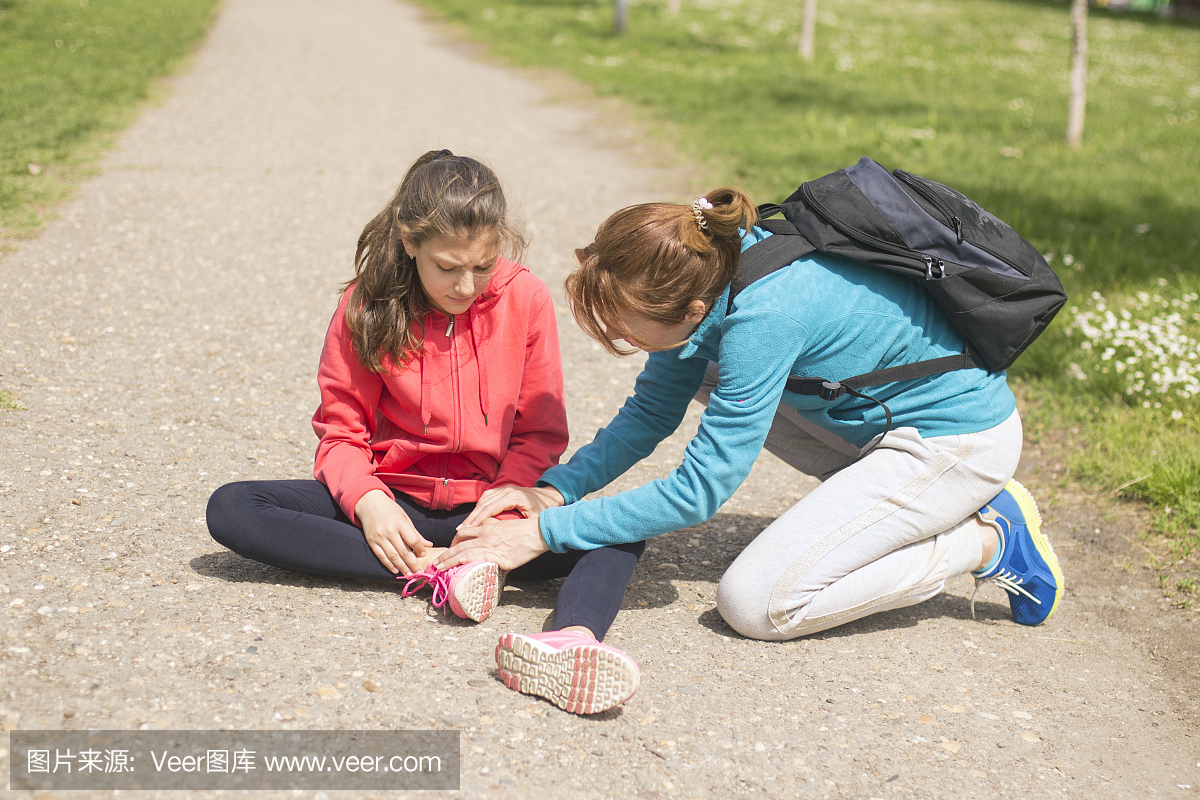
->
[[784, 347, 983, 438], [728, 215, 815, 314], [789, 347, 984, 396]]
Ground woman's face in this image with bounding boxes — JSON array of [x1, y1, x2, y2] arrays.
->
[[405, 231, 499, 316], [605, 301, 709, 352]]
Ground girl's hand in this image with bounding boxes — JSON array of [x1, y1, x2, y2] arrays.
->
[[355, 490, 433, 576], [458, 485, 565, 529], [436, 517, 549, 572]]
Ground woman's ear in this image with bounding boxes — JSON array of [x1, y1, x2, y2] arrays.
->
[[684, 299, 709, 324], [400, 234, 416, 260]]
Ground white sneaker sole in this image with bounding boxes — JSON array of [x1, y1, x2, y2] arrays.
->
[[449, 563, 505, 623], [495, 633, 640, 715]]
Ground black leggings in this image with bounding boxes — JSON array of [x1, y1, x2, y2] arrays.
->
[[205, 480, 642, 640]]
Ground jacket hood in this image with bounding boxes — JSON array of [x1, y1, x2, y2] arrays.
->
[[470, 256, 526, 312]]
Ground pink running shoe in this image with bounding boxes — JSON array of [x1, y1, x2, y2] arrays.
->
[[400, 562, 503, 623], [495, 630, 640, 715]]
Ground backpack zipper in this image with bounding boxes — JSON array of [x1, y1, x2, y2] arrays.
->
[[800, 183, 932, 277], [894, 171, 1033, 278], [893, 170, 964, 243]]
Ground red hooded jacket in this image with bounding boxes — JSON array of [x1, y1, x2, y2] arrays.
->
[[312, 258, 569, 524]]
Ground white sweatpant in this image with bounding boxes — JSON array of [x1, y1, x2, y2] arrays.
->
[[696, 374, 1022, 640]]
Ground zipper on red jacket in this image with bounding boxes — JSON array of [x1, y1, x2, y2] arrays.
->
[[449, 313, 462, 454], [445, 313, 461, 510]]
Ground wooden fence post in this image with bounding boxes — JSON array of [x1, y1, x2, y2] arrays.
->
[[800, 0, 817, 61], [1066, 0, 1088, 149]]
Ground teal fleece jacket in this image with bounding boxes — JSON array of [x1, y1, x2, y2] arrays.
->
[[537, 226, 1016, 552]]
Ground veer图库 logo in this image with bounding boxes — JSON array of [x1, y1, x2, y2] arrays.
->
[[10, 730, 459, 790]]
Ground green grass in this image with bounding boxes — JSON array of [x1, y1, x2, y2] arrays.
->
[[0, 388, 24, 410], [0, 0, 221, 239], [411, 0, 1200, 559]]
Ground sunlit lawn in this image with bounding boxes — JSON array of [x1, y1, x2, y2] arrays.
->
[[0, 0, 220, 238]]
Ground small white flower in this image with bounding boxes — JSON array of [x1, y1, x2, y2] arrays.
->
[[1068, 287, 1200, 403]]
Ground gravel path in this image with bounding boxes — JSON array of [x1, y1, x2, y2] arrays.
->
[[1, 1, 1197, 797]]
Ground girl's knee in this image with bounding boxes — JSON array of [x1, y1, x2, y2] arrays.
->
[[206, 482, 251, 547], [716, 567, 782, 641]]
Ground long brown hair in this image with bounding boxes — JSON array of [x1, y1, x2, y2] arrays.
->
[[566, 187, 757, 355], [343, 150, 526, 372]]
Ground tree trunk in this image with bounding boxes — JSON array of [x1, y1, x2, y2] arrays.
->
[[799, 0, 817, 61], [668, 0, 681, 16], [615, 0, 628, 34], [1066, 0, 1088, 149]]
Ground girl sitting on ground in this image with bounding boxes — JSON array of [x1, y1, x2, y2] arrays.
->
[[206, 151, 643, 714], [440, 187, 1064, 710]]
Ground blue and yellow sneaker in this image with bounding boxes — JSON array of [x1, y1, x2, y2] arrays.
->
[[971, 480, 1064, 625]]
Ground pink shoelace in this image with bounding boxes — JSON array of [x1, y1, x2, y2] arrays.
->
[[399, 566, 453, 613]]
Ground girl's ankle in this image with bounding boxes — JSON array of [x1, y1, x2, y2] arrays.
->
[[412, 547, 447, 573], [558, 625, 597, 640]]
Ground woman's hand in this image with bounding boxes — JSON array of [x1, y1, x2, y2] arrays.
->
[[458, 485, 565, 529], [355, 490, 433, 576], [436, 517, 549, 572]]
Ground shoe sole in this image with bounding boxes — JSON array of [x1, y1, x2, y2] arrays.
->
[[449, 564, 504, 623], [495, 633, 639, 715], [1007, 479, 1065, 623]]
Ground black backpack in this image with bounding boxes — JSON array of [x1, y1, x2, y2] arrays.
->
[[732, 157, 1067, 431]]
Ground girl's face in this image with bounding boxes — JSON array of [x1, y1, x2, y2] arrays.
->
[[604, 300, 710, 352], [405, 231, 499, 317]]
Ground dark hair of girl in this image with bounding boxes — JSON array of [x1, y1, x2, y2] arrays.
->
[[343, 150, 526, 371]]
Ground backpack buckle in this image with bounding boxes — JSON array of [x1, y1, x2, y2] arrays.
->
[[819, 381, 845, 401]]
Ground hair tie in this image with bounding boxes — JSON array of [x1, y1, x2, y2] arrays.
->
[[691, 197, 713, 230]]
